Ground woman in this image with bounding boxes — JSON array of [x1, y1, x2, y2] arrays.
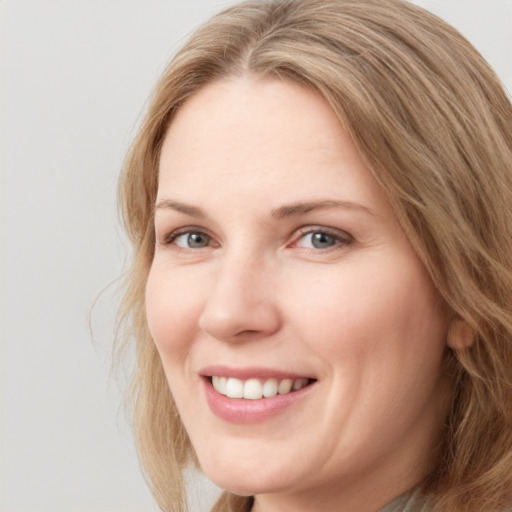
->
[[117, 0, 512, 510]]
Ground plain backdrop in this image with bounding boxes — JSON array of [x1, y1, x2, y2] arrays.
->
[[1, 1, 511, 511]]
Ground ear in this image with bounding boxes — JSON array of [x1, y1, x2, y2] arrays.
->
[[447, 318, 475, 349]]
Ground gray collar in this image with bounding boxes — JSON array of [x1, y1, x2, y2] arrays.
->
[[378, 489, 425, 512]]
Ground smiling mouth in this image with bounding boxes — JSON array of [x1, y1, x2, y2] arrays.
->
[[209, 376, 316, 400]]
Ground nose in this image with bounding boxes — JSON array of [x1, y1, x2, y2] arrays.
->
[[198, 254, 282, 343]]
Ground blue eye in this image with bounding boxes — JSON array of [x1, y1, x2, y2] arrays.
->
[[295, 230, 350, 250], [172, 231, 212, 248]]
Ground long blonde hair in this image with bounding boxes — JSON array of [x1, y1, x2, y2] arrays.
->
[[118, 1, 512, 510]]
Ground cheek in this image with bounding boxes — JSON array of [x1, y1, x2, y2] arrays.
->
[[145, 263, 204, 363], [284, 258, 450, 452], [285, 257, 447, 373]]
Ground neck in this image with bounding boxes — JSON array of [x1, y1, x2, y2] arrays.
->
[[250, 455, 429, 512]]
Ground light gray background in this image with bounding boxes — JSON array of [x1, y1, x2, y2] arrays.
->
[[1, 1, 510, 511]]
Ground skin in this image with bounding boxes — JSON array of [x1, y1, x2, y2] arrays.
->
[[146, 77, 455, 512]]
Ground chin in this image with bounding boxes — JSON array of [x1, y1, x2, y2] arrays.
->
[[197, 447, 300, 496], [206, 472, 290, 497]]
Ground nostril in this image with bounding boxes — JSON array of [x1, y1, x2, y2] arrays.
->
[[198, 280, 282, 342]]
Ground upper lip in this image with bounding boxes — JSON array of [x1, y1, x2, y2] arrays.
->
[[200, 365, 316, 381]]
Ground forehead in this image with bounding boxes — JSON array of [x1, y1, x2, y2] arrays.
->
[[157, 77, 389, 215], [161, 77, 343, 163]]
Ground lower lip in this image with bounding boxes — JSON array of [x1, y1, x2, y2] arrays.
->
[[203, 378, 315, 424]]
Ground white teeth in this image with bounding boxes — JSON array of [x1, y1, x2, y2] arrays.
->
[[244, 379, 263, 399], [262, 378, 278, 398], [212, 376, 227, 395], [292, 378, 309, 391], [226, 378, 244, 398], [278, 379, 293, 394], [211, 376, 311, 399], [218, 376, 227, 394]]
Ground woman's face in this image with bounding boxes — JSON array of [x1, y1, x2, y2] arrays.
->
[[147, 77, 452, 509]]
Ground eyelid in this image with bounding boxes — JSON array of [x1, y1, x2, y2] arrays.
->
[[290, 226, 353, 249], [159, 226, 217, 247], [156, 224, 353, 251]]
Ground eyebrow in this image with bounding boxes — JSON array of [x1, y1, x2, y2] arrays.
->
[[270, 200, 376, 219], [154, 199, 205, 217], [154, 198, 375, 219]]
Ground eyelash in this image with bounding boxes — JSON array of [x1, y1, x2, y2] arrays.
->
[[162, 226, 216, 248], [160, 226, 353, 251], [292, 226, 353, 251]]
